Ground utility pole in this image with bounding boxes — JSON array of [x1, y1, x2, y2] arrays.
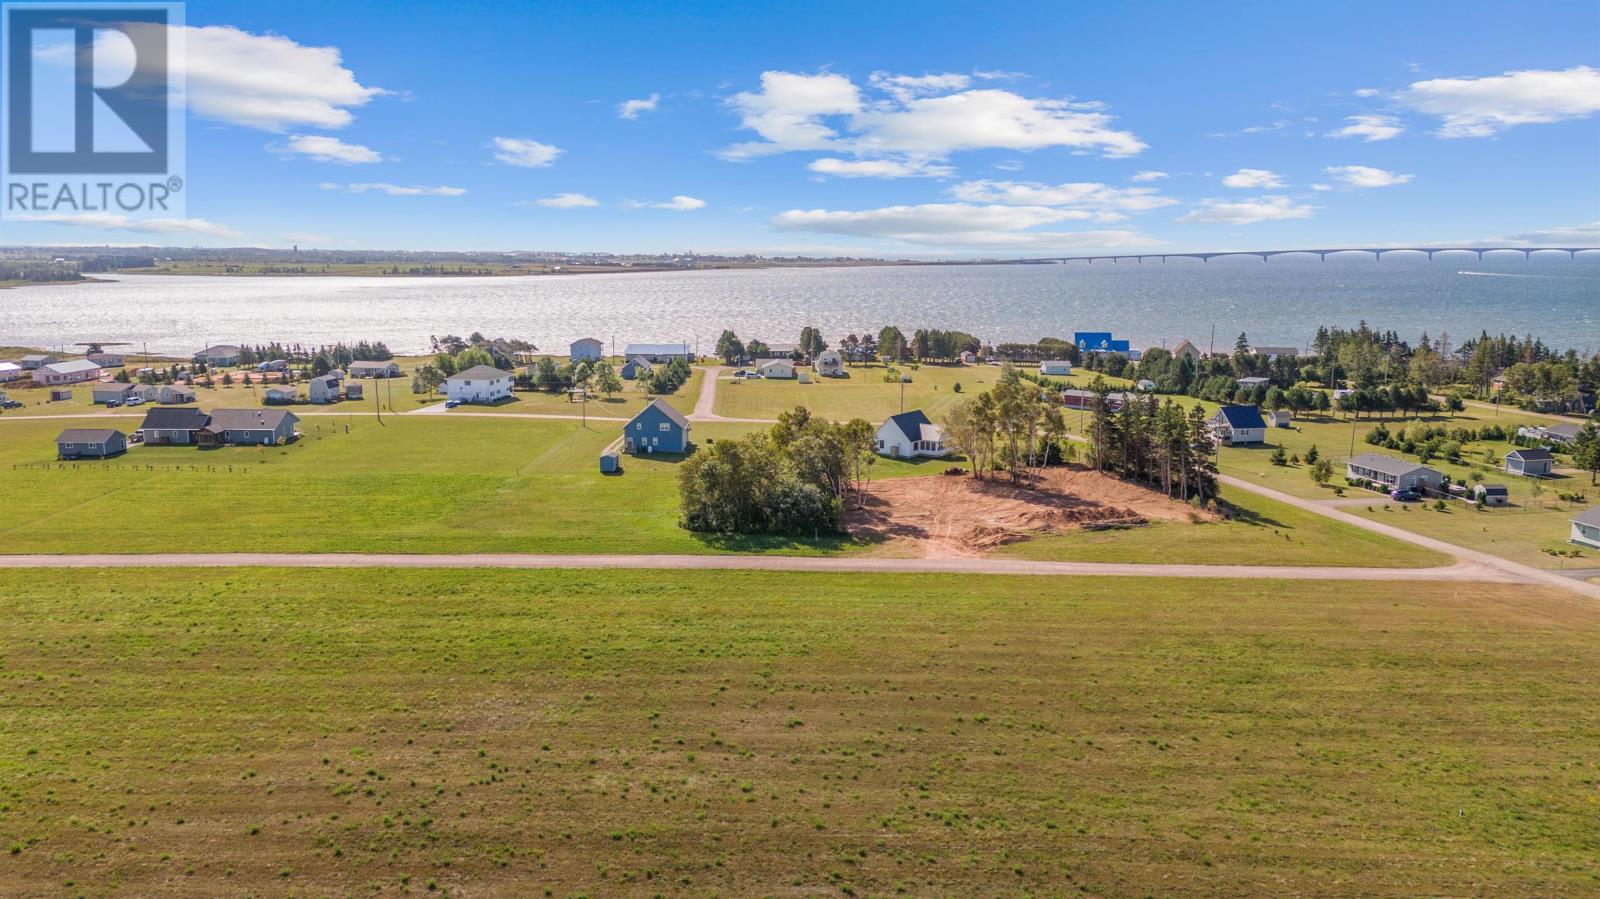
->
[[1208, 324, 1215, 357]]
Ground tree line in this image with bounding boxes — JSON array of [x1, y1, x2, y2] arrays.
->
[[678, 408, 875, 535]]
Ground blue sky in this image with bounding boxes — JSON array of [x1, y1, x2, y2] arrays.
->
[[5, 0, 1598, 255]]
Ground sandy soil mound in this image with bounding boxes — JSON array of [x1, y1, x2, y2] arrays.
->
[[847, 467, 1215, 559]]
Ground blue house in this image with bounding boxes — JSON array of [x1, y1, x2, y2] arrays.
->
[[624, 398, 691, 454]]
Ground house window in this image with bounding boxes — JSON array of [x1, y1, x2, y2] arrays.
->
[[659, 423, 671, 432], [635, 423, 643, 430]]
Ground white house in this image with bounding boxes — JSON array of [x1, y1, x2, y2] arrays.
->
[[757, 358, 796, 379], [1504, 448, 1554, 477], [0, 361, 25, 382], [347, 360, 402, 378], [624, 343, 693, 364], [32, 359, 102, 386], [158, 384, 196, 404], [1346, 454, 1446, 493], [1254, 346, 1300, 361], [1170, 339, 1202, 363], [959, 350, 978, 365], [308, 375, 343, 404], [874, 410, 949, 459], [1236, 376, 1271, 390], [1473, 484, 1510, 507], [1136, 379, 1156, 392], [445, 365, 514, 403], [1039, 360, 1074, 376], [19, 353, 59, 370], [815, 350, 845, 377], [1572, 507, 1600, 550], [1207, 405, 1267, 445], [570, 337, 604, 362], [86, 352, 125, 367]]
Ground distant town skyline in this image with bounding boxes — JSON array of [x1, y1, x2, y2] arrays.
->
[[4, 0, 1597, 255]]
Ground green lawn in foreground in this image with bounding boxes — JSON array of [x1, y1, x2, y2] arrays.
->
[[1, 567, 1596, 896], [0, 415, 1441, 565]]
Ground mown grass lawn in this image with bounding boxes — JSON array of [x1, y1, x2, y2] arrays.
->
[[0, 415, 1444, 566], [1, 568, 1597, 896]]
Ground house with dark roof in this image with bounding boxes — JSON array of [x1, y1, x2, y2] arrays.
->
[[1504, 448, 1554, 477], [309, 375, 343, 404], [875, 410, 948, 459], [198, 409, 299, 446], [56, 428, 127, 459], [621, 356, 654, 380], [1062, 388, 1133, 412], [138, 407, 211, 445], [1572, 507, 1600, 550], [624, 398, 691, 453], [1207, 405, 1268, 445], [92, 382, 136, 404], [1346, 453, 1445, 493], [19, 353, 59, 370], [1518, 422, 1583, 446]]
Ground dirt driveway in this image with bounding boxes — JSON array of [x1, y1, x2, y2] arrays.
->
[[848, 468, 1213, 558]]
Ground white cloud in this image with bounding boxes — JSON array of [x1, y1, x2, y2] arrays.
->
[[531, 192, 600, 208], [1323, 165, 1413, 188], [1177, 196, 1314, 224], [101, 24, 384, 131], [624, 195, 706, 211], [12, 212, 241, 237], [948, 180, 1178, 221], [1327, 114, 1404, 142], [1498, 221, 1600, 244], [490, 137, 563, 168], [1352, 88, 1381, 98], [320, 182, 466, 197], [1221, 168, 1285, 189], [1397, 65, 1600, 137], [770, 202, 1158, 249], [807, 157, 953, 178], [720, 70, 1145, 163], [1130, 170, 1168, 182], [274, 134, 383, 164], [617, 93, 660, 120]]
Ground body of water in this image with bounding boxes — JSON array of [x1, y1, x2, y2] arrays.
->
[[6, 255, 1598, 356]]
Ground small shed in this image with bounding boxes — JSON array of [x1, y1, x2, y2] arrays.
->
[[1474, 484, 1510, 507], [49, 388, 73, 401], [1505, 448, 1554, 477], [599, 452, 620, 473]]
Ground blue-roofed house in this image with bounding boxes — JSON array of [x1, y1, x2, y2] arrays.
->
[[874, 410, 949, 458], [1207, 405, 1268, 445], [624, 398, 691, 454], [621, 356, 655, 380]]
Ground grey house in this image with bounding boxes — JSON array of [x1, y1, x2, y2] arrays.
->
[[624, 398, 691, 454], [1505, 448, 1554, 477], [199, 408, 300, 446], [56, 428, 128, 459], [138, 407, 211, 445], [309, 375, 343, 404], [1346, 453, 1445, 493], [1572, 507, 1600, 550]]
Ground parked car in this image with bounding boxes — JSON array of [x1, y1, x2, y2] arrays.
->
[[444, 399, 462, 408], [106, 400, 121, 408], [0, 399, 22, 409], [125, 395, 144, 406], [1390, 489, 1421, 502]]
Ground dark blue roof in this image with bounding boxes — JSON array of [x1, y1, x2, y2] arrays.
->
[[1507, 448, 1553, 461], [1216, 405, 1266, 429], [885, 410, 932, 442]]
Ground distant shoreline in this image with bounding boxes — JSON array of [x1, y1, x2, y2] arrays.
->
[[102, 258, 932, 280]]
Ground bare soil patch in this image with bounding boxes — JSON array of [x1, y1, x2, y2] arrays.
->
[[849, 467, 1215, 558]]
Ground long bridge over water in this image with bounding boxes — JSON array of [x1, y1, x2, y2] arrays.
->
[[1020, 246, 1600, 264]]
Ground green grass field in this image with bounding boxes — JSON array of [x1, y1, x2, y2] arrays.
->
[[1, 567, 1597, 896], [0, 413, 1446, 566]]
